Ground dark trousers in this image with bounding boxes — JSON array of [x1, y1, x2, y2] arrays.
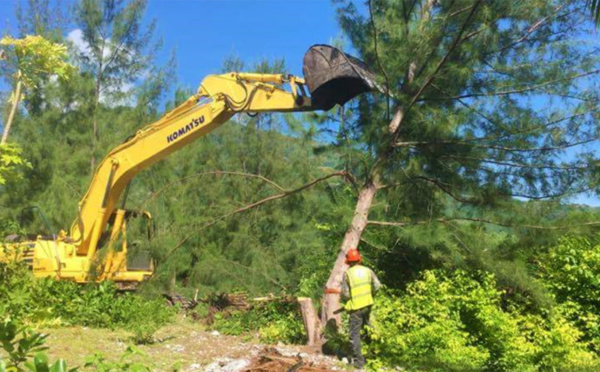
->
[[349, 306, 371, 368]]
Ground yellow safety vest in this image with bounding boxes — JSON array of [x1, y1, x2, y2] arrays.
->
[[345, 265, 374, 311]]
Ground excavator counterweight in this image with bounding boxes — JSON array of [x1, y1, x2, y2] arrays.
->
[[303, 44, 379, 110]]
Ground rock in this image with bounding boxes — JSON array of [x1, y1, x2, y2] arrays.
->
[[203, 358, 231, 372], [211, 330, 220, 336], [221, 359, 251, 372], [203, 358, 250, 372], [165, 344, 185, 352]]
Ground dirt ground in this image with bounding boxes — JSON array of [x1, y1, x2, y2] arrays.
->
[[39, 316, 348, 371]]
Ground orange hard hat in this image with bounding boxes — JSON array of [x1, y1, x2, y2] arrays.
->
[[346, 248, 362, 264]]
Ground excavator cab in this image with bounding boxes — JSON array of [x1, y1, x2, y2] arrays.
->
[[303, 44, 380, 110], [94, 209, 154, 288]]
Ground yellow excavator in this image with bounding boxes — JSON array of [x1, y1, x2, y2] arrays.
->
[[1, 45, 378, 288]]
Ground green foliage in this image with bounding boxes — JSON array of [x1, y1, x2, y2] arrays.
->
[[0, 144, 30, 186], [0, 318, 154, 372], [538, 236, 600, 307], [211, 300, 305, 345], [84, 346, 151, 372], [536, 236, 600, 352], [0, 35, 73, 89], [0, 319, 73, 372], [587, 0, 600, 27], [367, 270, 600, 372], [0, 261, 173, 342], [326, 0, 600, 319]]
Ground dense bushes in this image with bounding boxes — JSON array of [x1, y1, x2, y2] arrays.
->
[[537, 236, 600, 353], [0, 260, 173, 343], [211, 300, 305, 345], [5, 225, 600, 371], [367, 269, 600, 372], [198, 236, 600, 371]]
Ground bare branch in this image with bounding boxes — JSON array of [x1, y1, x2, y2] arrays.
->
[[368, 218, 600, 230], [396, 137, 599, 153], [472, 108, 598, 144], [163, 171, 349, 259], [411, 175, 477, 204], [449, 4, 476, 17], [137, 170, 287, 208], [442, 155, 589, 170], [380, 171, 585, 201], [369, 0, 391, 121], [421, 84, 600, 149], [419, 69, 600, 102], [491, 3, 571, 55]]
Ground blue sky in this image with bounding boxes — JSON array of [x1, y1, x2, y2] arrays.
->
[[144, 1, 342, 85], [0, 0, 343, 93], [1, 0, 599, 206]]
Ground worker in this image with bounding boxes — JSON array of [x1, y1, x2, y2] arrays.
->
[[341, 248, 381, 370]]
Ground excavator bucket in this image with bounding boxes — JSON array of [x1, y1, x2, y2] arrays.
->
[[303, 44, 379, 110]]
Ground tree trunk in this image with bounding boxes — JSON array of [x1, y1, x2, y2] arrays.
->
[[298, 297, 322, 346], [322, 181, 378, 326], [90, 85, 100, 173], [169, 270, 176, 295], [90, 41, 105, 174], [1, 78, 23, 145], [319, 0, 433, 332]]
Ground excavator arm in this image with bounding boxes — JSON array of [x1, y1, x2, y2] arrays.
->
[[2, 44, 378, 285], [70, 72, 313, 260]]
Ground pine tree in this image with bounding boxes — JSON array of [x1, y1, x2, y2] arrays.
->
[[321, 0, 600, 323], [73, 0, 161, 172]]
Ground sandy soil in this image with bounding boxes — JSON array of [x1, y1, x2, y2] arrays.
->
[[39, 317, 347, 371]]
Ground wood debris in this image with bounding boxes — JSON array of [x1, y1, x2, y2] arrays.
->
[[163, 293, 198, 310], [244, 347, 335, 372]]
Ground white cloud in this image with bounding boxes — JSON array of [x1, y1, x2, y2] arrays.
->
[[66, 28, 137, 107], [67, 29, 92, 58]]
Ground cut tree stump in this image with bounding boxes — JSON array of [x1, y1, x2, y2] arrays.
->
[[297, 297, 322, 346]]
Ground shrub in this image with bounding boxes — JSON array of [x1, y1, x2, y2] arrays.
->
[[0, 318, 156, 372], [0, 319, 74, 372], [538, 236, 600, 307], [366, 270, 600, 371], [536, 236, 600, 352], [84, 346, 151, 371], [211, 299, 305, 344], [0, 259, 174, 342]]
